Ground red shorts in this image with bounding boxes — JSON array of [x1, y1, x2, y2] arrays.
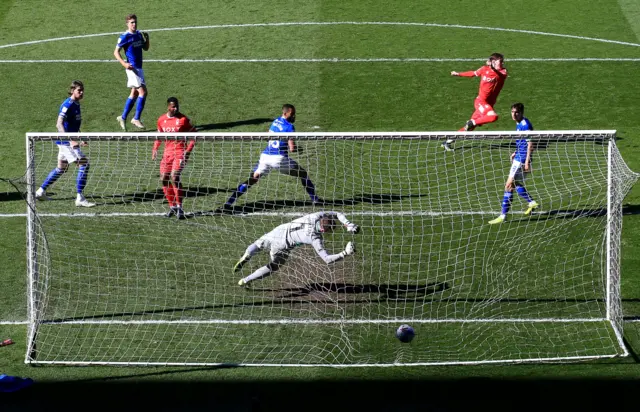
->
[[471, 99, 496, 121], [160, 153, 185, 175]]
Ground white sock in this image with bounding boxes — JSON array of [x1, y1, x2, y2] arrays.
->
[[76, 193, 86, 202]]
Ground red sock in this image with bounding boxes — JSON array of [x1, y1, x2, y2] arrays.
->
[[173, 186, 184, 207], [162, 186, 175, 207], [473, 114, 498, 126]]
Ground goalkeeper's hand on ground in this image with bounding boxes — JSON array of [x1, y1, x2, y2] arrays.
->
[[346, 223, 359, 234], [343, 241, 355, 256]]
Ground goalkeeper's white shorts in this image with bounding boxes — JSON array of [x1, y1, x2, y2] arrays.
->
[[254, 154, 300, 176], [57, 145, 84, 164], [125, 68, 146, 88], [256, 226, 291, 262], [508, 160, 526, 185]]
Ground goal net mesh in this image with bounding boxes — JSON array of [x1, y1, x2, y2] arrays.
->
[[23, 132, 637, 366]]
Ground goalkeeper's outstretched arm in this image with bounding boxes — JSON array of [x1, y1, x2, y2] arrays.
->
[[312, 238, 355, 264], [321, 211, 360, 233]]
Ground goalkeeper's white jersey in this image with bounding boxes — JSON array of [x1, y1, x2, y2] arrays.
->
[[261, 211, 351, 253]]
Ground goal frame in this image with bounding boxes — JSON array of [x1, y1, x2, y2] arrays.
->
[[24, 130, 628, 366]]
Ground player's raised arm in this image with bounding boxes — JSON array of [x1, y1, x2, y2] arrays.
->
[[321, 211, 359, 233], [451, 69, 477, 77]]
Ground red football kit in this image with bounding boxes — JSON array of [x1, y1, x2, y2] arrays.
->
[[154, 113, 196, 175], [458, 65, 508, 127], [154, 113, 196, 208]]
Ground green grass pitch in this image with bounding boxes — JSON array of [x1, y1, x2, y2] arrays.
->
[[2, 0, 640, 409]]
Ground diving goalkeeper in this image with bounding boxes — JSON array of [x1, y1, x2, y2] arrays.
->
[[234, 211, 360, 287]]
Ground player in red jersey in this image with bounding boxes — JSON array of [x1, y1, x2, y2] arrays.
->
[[445, 53, 508, 151], [152, 97, 196, 219]]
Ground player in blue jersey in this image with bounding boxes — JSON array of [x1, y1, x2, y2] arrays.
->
[[489, 103, 538, 224], [35, 80, 95, 207], [114, 14, 149, 131], [219, 104, 321, 212]]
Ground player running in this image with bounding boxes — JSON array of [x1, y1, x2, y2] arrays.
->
[[488, 103, 539, 224], [114, 14, 149, 130], [445, 53, 508, 151], [219, 104, 321, 212], [35, 80, 95, 207], [235, 211, 359, 287], [153, 97, 196, 220]]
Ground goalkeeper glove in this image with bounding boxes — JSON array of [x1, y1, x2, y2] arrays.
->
[[343, 241, 355, 256], [346, 223, 359, 234]]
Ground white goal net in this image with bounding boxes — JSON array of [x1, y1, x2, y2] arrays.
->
[[24, 131, 638, 366]]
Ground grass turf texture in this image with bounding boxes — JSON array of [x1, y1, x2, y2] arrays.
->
[[1, 0, 640, 408]]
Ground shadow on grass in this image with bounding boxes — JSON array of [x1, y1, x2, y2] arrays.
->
[[29, 186, 233, 205], [46, 282, 448, 323], [194, 117, 273, 131], [5, 377, 640, 411], [191, 192, 426, 217]]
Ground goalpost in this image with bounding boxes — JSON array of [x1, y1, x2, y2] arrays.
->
[[23, 131, 638, 366]]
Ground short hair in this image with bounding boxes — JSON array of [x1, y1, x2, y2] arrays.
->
[[68, 80, 84, 96], [126, 14, 137, 22], [489, 53, 504, 62], [282, 103, 295, 113], [511, 102, 525, 113], [167, 97, 179, 106]]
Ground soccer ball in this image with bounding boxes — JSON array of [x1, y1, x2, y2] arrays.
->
[[395, 324, 415, 343]]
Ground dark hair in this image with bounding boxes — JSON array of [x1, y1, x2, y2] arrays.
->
[[489, 53, 504, 62], [167, 97, 179, 106], [68, 80, 84, 96], [282, 103, 295, 113], [511, 102, 524, 113], [126, 14, 137, 22]]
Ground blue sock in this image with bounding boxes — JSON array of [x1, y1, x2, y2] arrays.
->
[[121, 98, 135, 120], [133, 96, 146, 120], [501, 191, 513, 215], [41, 167, 64, 189], [226, 183, 248, 206], [515, 186, 533, 203], [301, 177, 317, 199], [76, 164, 89, 194]]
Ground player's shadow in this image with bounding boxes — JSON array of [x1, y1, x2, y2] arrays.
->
[[194, 118, 273, 131], [0, 190, 24, 202], [47, 282, 449, 323], [196, 192, 426, 216], [529, 206, 640, 220], [90, 186, 232, 205], [256, 281, 450, 301]]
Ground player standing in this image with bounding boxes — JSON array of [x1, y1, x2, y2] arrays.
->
[[219, 104, 321, 212], [35, 80, 95, 207], [234, 211, 359, 287], [114, 14, 149, 131], [153, 97, 196, 220], [446, 53, 508, 151], [488, 103, 539, 224]]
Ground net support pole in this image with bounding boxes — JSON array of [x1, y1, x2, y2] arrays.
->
[[25, 133, 38, 362]]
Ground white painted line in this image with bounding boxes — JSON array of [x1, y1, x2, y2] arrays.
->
[[42, 317, 606, 325], [0, 58, 639, 63], [27, 354, 622, 367], [0, 22, 639, 51], [0, 321, 28, 325]]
